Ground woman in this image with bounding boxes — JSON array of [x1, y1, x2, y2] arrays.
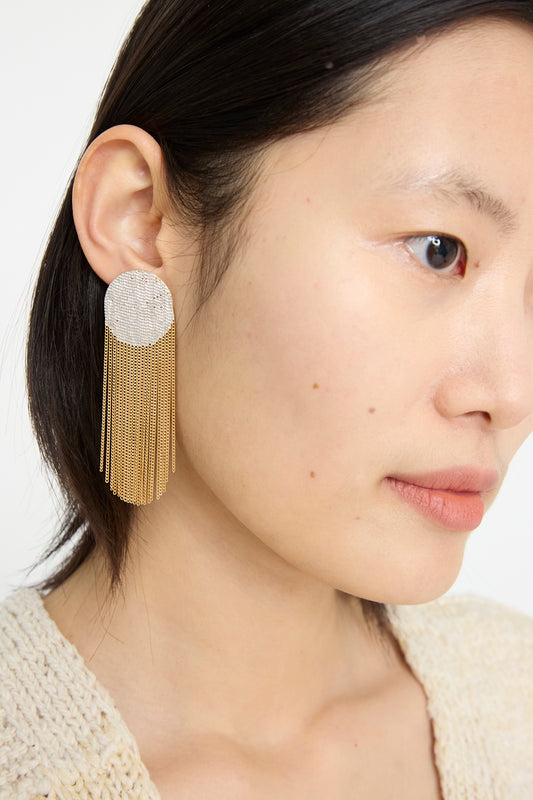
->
[[1, 0, 532, 797]]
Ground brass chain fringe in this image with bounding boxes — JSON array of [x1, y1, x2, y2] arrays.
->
[[99, 323, 176, 504]]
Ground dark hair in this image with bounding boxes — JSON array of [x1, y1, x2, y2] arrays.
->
[[26, 0, 533, 628]]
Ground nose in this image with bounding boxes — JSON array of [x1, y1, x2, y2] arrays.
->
[[433, 283, 533, 431]]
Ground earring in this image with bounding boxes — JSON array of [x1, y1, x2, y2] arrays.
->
[[99, 270, 176, 504]]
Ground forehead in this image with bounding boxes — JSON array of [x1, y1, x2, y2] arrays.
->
[[364, 18, 533, 148], [374, 20, 533, 190], [382, 17, 533, 104], [262, 18, 533, 217]]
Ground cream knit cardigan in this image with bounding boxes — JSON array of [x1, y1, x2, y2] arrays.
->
[[0, 588, 531, 799]]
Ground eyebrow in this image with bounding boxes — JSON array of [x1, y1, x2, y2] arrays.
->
[[385, 167, 518, 235]]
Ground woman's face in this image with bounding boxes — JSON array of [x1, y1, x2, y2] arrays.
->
[[169, 19, 533, 604]]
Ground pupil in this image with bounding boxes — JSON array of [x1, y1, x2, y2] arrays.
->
[[427, 236, 458, 269]]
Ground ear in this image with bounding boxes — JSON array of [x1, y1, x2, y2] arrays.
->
[[73, 124, 173, 286]]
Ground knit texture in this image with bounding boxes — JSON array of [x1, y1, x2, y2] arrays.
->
[[0, 588, 160, 800], [0, 588, 531, 799], [386, 595, 533, 799]]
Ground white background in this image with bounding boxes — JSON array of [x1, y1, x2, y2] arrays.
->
[[1, 0, 532, 615]]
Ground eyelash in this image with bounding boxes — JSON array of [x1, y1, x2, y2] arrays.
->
[[403, 233, 468, 277]]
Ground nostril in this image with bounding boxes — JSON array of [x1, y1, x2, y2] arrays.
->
[[464, 409, 491, 424]]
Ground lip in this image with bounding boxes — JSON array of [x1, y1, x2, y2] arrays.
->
[[387, 466, 500, 493], [384, 466, 500, 532]]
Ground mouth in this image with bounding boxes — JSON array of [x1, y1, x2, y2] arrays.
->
[[384, 467, 499, 533]]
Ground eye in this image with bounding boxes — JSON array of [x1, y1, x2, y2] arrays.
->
[[405, 234, 467, 276]]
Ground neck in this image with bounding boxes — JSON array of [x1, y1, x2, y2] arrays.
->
[[43, 466, 399, 755]]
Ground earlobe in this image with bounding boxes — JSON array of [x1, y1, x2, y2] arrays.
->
[[73, 125, 167, 286]]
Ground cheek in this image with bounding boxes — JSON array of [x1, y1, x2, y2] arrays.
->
[[176, 245, 433, 520], [174, 245, 467, 603]]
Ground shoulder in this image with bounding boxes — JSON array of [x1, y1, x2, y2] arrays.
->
[[0, 586, 49, 692], [0, 587, 160, 799], [387, 594, 533, 793], [388, 591, 533, 641], [0, 588, 58, 795], [0, 586, 53, 681], [387, 592, 533, 662], [387, 593, 533, 692]]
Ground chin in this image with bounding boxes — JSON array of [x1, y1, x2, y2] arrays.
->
[[366, 567, 464, 607], [335, 550, 466, 607], [381, 583, 457, 607]]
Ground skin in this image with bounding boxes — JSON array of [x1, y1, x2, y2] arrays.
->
[[45, 18, 533, 798]]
